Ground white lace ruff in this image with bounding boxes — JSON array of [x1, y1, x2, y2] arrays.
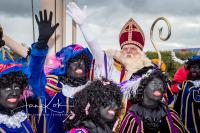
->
[[62, 81, 90, 97], [0, 111, 27, 128], [191, 80, 200, 87]]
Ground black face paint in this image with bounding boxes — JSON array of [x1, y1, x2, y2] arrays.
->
[[59, 58, 88, 87], [0, 83, 22, 110], [67, 59, 86, 78], [143, 78, 164, 106], [188, 64, 200, 80], [99, 101, 119, 122]]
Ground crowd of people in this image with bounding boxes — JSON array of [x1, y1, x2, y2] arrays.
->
[[0, 2, 199, 133]]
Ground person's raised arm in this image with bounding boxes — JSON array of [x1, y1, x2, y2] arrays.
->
[[0, 24, 28, 58], [3, 35, 28, 58], [29, 10, 59, 97], [66, 2, 104, 65], [0, 25, 5, 48]]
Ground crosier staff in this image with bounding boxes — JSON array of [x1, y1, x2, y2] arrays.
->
[[150, 17, 171, 68]]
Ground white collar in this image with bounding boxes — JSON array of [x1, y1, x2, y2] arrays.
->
[[62, 81, 90, 97], [190, 80, 200, 87], [0, 111, 27, 128]]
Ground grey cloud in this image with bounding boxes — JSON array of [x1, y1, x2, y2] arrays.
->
[[124, 0, 200, 16], [78, 0, 200, 16], [78, 0, 111, 7], [0, 0, 40, 17], [1, 0, 199, 51]]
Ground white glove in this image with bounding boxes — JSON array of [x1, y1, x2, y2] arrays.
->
[[67, 2, 104, 63], [66, 2, 87, 26], [67, 2, 94, 42]]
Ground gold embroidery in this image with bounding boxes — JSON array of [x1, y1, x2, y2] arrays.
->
[[183, 81, 195, 133], [119, 18, 145, 49], [166, 116, 172, 133], [119, 18, 145, 41], [120, 41, 143, 50], [141, 121, 144, 133], [127, 118, 135, 133], [191, 102, 198, 132], [66, 97, 69, 113], [43, 115, 47, 133]]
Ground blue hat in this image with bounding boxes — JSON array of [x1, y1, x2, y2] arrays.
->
[[49, 44, 93, 76], [0, 59, 30, 78]]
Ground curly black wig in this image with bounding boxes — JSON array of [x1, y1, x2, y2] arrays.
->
[[185, 58, 200, 70], [0, 71, 28, 90], [64, 79, 123, 130], [132, 70, 167, 104]]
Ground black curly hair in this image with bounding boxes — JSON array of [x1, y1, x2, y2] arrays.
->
[[185, 58, 200, 70], [0, 71, 28, 90], [64, 79, 123, 130], [132, 70, 167, 103], [185, 58, 200, 80]]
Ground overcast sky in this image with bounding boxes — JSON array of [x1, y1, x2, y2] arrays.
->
[[0, 0, 200, 51]]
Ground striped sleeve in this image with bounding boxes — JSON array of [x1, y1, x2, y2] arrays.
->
[[169, 109, 185, 133], [45, 75, 63, 96], [119, 112, 138, 133]]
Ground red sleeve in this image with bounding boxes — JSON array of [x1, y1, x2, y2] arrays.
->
[[171, 66, 189, 93]]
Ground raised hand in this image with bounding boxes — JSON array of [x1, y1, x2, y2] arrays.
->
[[66, 2, 87, 25], [35, 10, 59, 49], [0, 25, 5, 48]]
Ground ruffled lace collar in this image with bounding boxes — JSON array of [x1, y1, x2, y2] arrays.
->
[[0, 111, 27, 128], [62, 81, 90, 97], [190, 80, 200, 87]]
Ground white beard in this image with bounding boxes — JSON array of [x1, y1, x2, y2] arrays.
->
[[107, 49, 152, 79]]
